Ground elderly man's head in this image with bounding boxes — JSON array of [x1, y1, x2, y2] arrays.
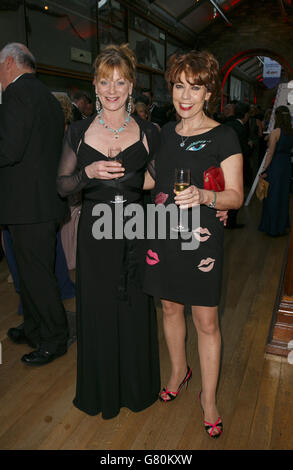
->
[[0, 43, 36, 91]]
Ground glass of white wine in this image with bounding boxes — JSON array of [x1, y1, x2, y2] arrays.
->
[[108, 147, 126, 203], [172, 168, 191, 232]]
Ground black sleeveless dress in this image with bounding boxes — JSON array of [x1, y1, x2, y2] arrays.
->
[[58, 117, 161, 419]]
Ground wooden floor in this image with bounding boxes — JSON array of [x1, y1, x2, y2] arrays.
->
[[1, 196, 293, 450]]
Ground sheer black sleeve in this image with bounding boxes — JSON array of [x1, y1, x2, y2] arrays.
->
[[57, 125, 91, 198], [136, 118, 160, 181], [147, 158, 156, 180]]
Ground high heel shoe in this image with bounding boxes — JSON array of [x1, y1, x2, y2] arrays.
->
[[159, 366, 192, 403], [198, 391, 223, 439]]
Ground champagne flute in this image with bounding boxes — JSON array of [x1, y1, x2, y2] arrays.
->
[[108, 147, 126, 203], [172, 168, 191, 232]]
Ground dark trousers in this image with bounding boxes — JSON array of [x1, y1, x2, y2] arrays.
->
[[8, 221, 69, 353], [2, 228, 75, 314], [226, 209, 239, 228]]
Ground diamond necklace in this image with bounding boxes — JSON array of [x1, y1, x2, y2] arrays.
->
[[179, 113, 205, 147], [98, 112, 130, 139]]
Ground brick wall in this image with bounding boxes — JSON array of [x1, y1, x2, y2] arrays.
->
[[196, 0, 293, 76]]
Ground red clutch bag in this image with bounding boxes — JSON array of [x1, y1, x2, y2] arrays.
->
[[203, 166, 225, 192]]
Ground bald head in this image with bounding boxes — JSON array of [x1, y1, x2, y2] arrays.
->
[[0, 42, 36, 91]]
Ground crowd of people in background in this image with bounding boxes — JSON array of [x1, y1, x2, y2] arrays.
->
[[221, 101, 272, 186]]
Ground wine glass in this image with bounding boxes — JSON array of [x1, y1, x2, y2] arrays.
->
[[172, 168, 191, 232], [108, 147, 126, 203]]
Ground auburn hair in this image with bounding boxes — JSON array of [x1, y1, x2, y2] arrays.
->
[[93, 43, 136, 85], [165, 50, 220, 113]]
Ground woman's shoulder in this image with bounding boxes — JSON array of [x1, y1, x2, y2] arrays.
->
[[66, 115, 96, 151], [270, 127, 281, 140], [161, 121, 176, 132], [132, 115, 161, 153], [69, 114, 96, 134], [208, 122, 236, 137], [155, 120, 176, 138], [132, 114, 159, 134]]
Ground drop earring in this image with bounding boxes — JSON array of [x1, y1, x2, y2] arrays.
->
[[96, 93, 102, 115], [127, 95, 133, 116], [203, 100, 209, 114]]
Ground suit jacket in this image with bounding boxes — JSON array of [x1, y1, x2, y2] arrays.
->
[[224, 118, 251, 159], [71, 103, 83, 121], [0, 73, 68, 224]]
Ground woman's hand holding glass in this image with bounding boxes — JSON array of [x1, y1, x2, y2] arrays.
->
[[172, 168, 190, 232], [85, 160, 125, 180], [174, 184, 204, 208], [107, 147, 126, 203], [174, 187, 228, 225]]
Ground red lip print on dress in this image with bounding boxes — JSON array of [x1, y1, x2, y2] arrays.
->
[[197, 257, 215, 272], [146, 249, 160, 266], [193, 227, 211, 242], [155, 192, 169, 205]]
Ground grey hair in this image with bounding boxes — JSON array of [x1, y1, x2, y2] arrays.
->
[[0, 43, 36, 71]]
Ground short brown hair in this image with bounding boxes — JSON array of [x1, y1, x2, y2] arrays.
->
[[93, 43, 136, 85], [165, 50, 220, 113]]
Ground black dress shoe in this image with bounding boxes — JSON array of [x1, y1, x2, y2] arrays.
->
[[21, 347, 67, 366], [7, 325, 38, 349]]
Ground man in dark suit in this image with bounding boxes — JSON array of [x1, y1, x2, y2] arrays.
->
[[225, 102, 252, 186], [141, 88, 167, 127], [223, 103, 236, 123], [224, 102, 252, 228], [71, 90, 88, 121], [0, 42, 69, 365]]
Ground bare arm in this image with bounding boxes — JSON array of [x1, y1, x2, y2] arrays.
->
[[261, 128, 280, 172], [256, 118, 263, 137], [175, 153, 244, 210], [143, 170, 155, 190]]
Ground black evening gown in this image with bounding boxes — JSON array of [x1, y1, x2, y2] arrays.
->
[[143, 122, 242, 307], [57, 115, 160, 419], [259, 130, 293, 236]]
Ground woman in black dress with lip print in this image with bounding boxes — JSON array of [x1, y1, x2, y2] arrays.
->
[[144, 50, 243, 438]]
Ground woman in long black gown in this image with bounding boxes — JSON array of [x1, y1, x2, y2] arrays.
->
[[57, 44, 160, 419], [259, 106, 293, 236]]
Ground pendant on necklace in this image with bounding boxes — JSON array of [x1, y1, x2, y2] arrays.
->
[[180, 136, 189, 147], [98, 114, 130, 139]]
